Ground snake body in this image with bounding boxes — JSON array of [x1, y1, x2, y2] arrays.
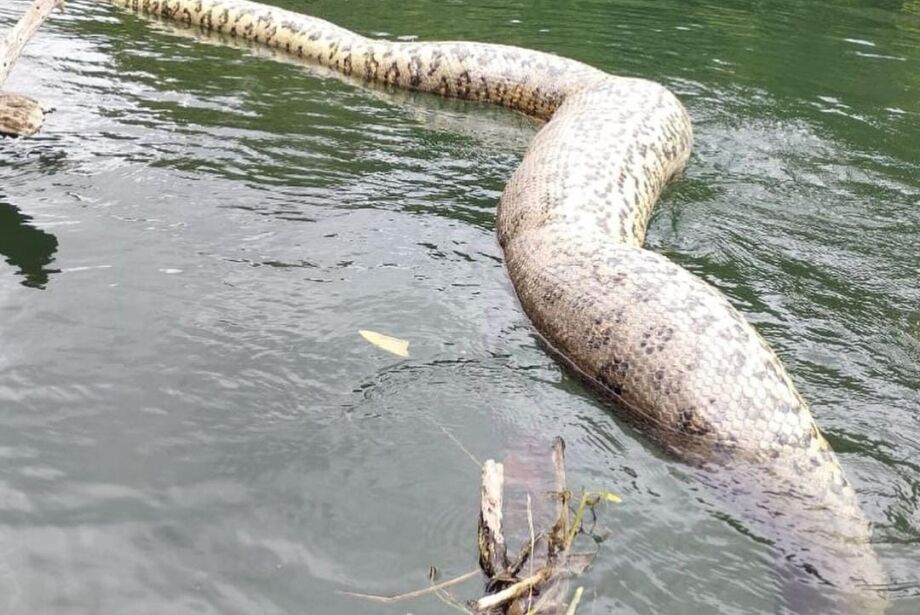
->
[[109, 0, 885, 609]]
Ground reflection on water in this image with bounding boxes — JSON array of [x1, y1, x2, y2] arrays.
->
[[0, 198, 59, 289], [0, 0, 917, 614]]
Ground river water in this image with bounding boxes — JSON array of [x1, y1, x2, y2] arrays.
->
[[0, 0, 917, 613]]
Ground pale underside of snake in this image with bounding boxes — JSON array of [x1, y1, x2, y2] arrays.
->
[[106, 0, 887, 611]]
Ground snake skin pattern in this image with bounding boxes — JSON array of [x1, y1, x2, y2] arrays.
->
[[108, 0, 886, 609]]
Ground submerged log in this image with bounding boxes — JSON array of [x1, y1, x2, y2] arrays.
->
[[0, 0, 63, 137], [476, 437, 598, 615]]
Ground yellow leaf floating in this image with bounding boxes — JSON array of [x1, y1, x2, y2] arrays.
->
[[602, 491, 622, 504], [358, 329, 410, 358]]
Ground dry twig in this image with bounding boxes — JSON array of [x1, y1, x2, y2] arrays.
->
[[475, 568, 552, 612], [564, 586, 584, 615], [339, 568, 480, 604]]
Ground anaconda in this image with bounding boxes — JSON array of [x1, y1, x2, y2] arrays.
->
[[106, 0, 887, 611]]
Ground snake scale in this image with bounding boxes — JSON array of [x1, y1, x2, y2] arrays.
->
[[107, 0, 886, 611]]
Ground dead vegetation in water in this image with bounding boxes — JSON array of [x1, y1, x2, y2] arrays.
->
[[341, 437, 619, 614]]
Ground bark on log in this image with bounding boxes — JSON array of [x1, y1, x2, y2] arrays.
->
[[0, 0, 63, 137], [478, 459, 508, 578]]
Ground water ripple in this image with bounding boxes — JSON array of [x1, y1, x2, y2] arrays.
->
[[0, 0, 917, 613]]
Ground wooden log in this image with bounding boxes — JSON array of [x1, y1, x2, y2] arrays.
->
[[478, 459, 508, 578], [0, 0, 63, 137], [0, 0, 63, 85]]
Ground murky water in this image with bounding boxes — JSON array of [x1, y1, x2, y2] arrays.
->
[[0, 0, 917, 613]]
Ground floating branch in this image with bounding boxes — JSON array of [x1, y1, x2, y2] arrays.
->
[[474, 437, 616, 614], [344, 437, 616, 614], [0, 0, 63, 137]]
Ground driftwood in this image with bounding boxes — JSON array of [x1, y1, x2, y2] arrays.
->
[[476, 437, 589, 615], [479, 459, 507, 578], [344, 437, 614, 613], [0, 0, 63, 137]]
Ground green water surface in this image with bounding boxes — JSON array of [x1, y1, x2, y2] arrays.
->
[[0, 0, 917, 613]]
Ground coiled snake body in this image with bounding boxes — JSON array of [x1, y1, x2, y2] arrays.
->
[[109, 0, 886, 610]]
